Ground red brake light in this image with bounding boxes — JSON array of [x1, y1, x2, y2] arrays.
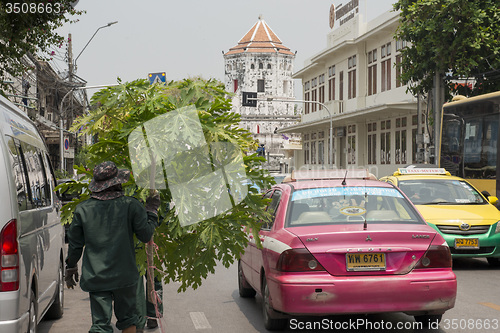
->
[[1, 220, 19, 292], [415, 245, 452, 269], [277, 248, 326, 272]]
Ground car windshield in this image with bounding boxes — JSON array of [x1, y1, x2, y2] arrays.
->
[[287, 186, 423, 227], [398, 179, 486, 205]]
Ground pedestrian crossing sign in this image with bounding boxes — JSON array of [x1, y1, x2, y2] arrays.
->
[[148, 72, 166, 85]]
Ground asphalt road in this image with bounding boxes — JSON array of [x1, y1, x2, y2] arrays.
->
[[39, 257, 500, 333]]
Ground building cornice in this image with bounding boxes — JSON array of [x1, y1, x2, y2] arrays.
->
[[278, 100, 417, 133]]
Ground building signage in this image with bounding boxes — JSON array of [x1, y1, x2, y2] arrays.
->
[[330, 0, 360, 28]]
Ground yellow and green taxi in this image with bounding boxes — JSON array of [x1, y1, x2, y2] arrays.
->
[[380, 167, 500, 266]]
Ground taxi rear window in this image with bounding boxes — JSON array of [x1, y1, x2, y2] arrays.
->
[[287, 187, 423, 227]]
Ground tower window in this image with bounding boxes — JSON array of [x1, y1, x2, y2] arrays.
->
[[257, 79, 265, 92]]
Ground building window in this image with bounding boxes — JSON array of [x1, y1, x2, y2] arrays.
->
[[304, 92, 310, 114], [348, 55, 356, 99], [339, 71, 344, 100], [267, 64, 272, 69], [259, 62, 263, 69], [304, 81, 310, 91], [283, 80, 289, 95], [395, 39, 407, 51], [257, 79, 265, 92], [311, 142, 317, 164], [311, 133, 317, 164], [311, 89, 317, 112], [380, 120, 391, 164], [395, 54, 402, 88], [318, 74, 325, 105], [381, 58, 391, 92], [251, 63, 255, 69], [328, 65, 335, 101], [304, 134, 310, 164], [395, 117, 407, 164], [318, 140, 324, 165], [233, 79, 238, 92], [347, 125, 356, 165], [412, 115, 419, 163], [367, 122, 377, 164], [367, 49, 377, 95], [381, 42, 391, 92]]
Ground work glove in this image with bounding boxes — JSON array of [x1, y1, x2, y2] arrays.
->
[[145, 191, 161, 215], [65, 266, 79, 289]]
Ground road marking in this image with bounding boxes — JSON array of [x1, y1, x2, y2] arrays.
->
[[479, 302, 500, 311], [190, 312, 212, 329]]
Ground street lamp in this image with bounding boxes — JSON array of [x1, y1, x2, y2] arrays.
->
[[59, 21, 118, 172], [250, 97, 335, 169], [74, 21, 118, 65]]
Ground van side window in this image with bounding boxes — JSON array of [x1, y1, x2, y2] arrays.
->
[[40, 152, 55, 201], [38, 152, 52, 205], [6, 137, 30, 211], [20, 142, 50, 208]]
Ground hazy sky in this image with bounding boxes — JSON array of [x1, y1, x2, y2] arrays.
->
[[52, 0, 397, 95]]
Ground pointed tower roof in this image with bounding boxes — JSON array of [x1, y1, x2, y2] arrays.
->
[[225, 16, 294, 56]]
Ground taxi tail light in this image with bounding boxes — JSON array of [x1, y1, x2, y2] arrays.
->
[[277, 248, 326, 272], [0, 219, 19, 292], [414, 245, 452, 269]]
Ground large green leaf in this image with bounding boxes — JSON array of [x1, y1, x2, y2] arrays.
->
[[66, 78, 273, 291]]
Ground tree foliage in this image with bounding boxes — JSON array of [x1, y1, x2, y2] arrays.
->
[[57, 78, 274, 292], [394, 0, 500, 97], [0, 0, 83, 89]]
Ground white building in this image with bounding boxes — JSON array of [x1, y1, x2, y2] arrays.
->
[[224, 17, 301, 173], [283, 4, 429, 177]]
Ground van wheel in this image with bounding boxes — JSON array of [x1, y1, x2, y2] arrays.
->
[[262, 277, 287, 331], [45, 260, 64, 319], [28, 289, 37, 333], [238, 261, 256, 298]]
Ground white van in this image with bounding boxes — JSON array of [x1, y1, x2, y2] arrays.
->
[[0, 95, 65, 332]]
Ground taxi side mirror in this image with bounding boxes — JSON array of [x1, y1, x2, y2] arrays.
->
[[488, 196, 498, 206]]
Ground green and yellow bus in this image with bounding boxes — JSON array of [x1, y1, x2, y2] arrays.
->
[[439, 91, 500, 199]]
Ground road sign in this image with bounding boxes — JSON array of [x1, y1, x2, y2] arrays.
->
[[148, 72, 166, 85]]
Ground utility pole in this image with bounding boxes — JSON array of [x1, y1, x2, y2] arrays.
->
[[433, 71, 444, 165], [68, 33, 73, 82], [60, 33, 74, 172]]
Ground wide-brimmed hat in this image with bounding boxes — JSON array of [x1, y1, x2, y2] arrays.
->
[[89, 161, 130, 193]]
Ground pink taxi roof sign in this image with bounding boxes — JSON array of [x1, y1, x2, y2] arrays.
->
[[290, 169, 376, 181]]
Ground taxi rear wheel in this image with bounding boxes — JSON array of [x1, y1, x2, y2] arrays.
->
[[262, 277, 287, 331], [238, 261, 256, 298]]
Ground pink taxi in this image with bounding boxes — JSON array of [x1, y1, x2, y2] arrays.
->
[[238, 170, 457, 330]]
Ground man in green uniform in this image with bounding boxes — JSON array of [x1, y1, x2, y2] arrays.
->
[[65, 161, 160, 333]]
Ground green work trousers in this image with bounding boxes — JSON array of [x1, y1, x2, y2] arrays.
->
[[88, 283, 139, 332]]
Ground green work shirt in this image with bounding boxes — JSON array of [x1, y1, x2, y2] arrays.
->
[[66, 196, 158, 292]]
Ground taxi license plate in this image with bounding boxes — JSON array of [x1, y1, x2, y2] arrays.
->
[[346, 253, 386, 271], [455, 238, 479, 249]]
